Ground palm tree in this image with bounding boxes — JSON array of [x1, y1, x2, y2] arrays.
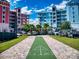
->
[[36, 24, 41, 34], [29, 24, 35, 34], [43, 23, 49, 34], [23, 24, 30, 32], [23, 24, 35, 34]]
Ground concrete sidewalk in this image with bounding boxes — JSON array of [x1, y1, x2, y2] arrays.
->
[[43, 35, 79, 59], [0, 36, 35, 59]]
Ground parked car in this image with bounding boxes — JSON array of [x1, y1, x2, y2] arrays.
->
[[48, 31, 54, 35], [54, 31, 59, 35], [32, 31, 38, 35], [72, 31, 79, 38], [53, 29, 60, 35], [21, 31, 26, 34], [67, 31, 73, 38], [27, 32, 31, 36], [60, 29, 79, 38], [59, 30, 69, 37], [17, 33, 22, 37]]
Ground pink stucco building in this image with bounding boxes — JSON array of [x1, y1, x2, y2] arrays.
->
[[0, 0, 10, 32]]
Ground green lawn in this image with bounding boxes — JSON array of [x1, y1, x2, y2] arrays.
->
[[0, 35, 28, 53], [51, 35, 79, 50], [26, 37, 56, 59]]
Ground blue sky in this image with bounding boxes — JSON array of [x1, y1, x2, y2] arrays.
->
[[7, 0, 67, 22], [9, 0, 63, 10]]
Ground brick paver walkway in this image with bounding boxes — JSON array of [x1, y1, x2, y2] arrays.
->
[[0, 36, 35, 59], [43, 35, 79, 59]]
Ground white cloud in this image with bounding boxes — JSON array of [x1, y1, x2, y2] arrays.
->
[[34, 1, 68, 13], [56, 1, 68, 9], [34, 5, 52, 12], [7, 0, 10, 2], [21, 6, 32, 15], [7, 0, 14, 7], [46, 1, 68, 11], [34, 9, 45, 12], [45, 5, 52, 11], [29, 18, 40, 26], [13, 0, 21, 4]]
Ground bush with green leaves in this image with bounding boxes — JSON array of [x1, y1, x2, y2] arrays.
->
[[61, 21, 71, 30]]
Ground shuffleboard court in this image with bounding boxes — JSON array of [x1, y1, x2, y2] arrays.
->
[[26, 37, 56, 59]]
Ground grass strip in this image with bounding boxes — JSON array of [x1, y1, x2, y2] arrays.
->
[[51, 35, 79, 50], [0, 35, 28, 53]]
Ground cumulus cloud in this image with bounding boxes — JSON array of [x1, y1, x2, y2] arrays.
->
[[56, 1, 68, 9], [34, 9, 45, 12], [34, 1, 68, 12], [29, 18, 40, 26], [34, 5, 53, 13], [13, 0, 21, 4], [34, 5, 52, 13], [7, 0, 14, 7], [7, 0, 10, 2], [21, 6, 32, 15]]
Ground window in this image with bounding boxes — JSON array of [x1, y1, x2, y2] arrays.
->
[[53, 13, 56, 15], [18, 17, 20, 19], [18, 21, 20, 23], [53, 8, 56, 11], [3, 20, 5, 23], [53, 20, 56, 23], [3, 6, 6, 11], [3, 7, 5, 9], [3, 16, 5, 18], [73, 16, 75, 18], [18, 9, 20, 12], [10, 30, 13, 32], [3, 29, 6, 32], [72, 7, 74, 10], [50, 13, 52, 15], [73, 20, 75, 22], [3, 12, 5, 14], [72, 11, 75, 14], [53, 16, 56, 19], [18, 14, 20, 16]]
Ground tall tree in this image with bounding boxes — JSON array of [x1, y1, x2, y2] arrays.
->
[[36, 24, 41, 34], [43, 23, 49, 30], [23, 24, 30, 32], [61, 21, 71, 30], [29, 24, 35, 31], [23, 24, 35, 34], [43, 23, 49, 34]]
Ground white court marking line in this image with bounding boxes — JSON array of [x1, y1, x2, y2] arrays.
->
[[29, 45, 53, 56], [40, 46, 42, 55]]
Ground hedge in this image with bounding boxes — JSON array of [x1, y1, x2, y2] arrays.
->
[[0, 32, 17, 41]]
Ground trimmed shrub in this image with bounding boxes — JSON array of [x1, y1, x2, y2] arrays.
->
[[0, 32, 17, 41]]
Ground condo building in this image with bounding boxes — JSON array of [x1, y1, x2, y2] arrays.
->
[[0, 0, 29, 33], [38, 5, 67, 30], [38, 11, 52, 27], [38, 0, 79, 31], [0, 0, 10, 32], [66, 0, 79, 30], [52, 5, 57, 29], [9, 9, 29, 33], [21, 14, 29, 26], [9, 10, 17, 33], [15, 8, 22, 33], [38, 12, 46, 26], [57, 9, 67, 29], [52, 5, 67, 29]]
